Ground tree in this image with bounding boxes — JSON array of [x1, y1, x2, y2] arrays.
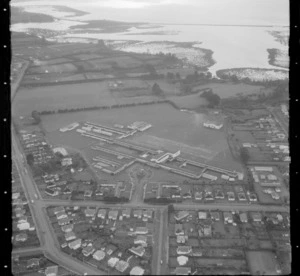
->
[[145, 64, 157, 76], [175, 72, 181, 80], [152, 83, 163, 96], [240, 147, 250, 165], [166, 72, 175, 80], [206, 72, 212, 79], [31, 110, 41, 124], [167, 204, 175, 216], [200, 89, 221, 108], [26, 153, 34, 166]]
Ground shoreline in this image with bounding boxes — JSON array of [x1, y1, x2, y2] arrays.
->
[[267, 48, 289, 69], [216, 67, 288, 82]]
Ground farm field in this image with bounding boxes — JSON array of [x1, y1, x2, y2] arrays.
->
[[13, 82, 116, 115], [39, 103, 242, 171], [28, 63, 78, 74], [246, 251, 279, 275], [192, 82, 268, 99]]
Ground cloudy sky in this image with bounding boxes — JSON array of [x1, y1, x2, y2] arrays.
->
[[13, 0, 289, 25]]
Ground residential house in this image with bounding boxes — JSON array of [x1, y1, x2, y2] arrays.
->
[[122, 208, 131, 218], [12, 192, 20, 199], [174, 267, 191, 275], [252, 212, 262, 222], [177, 255, 189, 266], [58, 217, 71, 226], [134, 235, 148, 245], [108, 257, 119, 268], [239, 213, 248, 223], [133, 209, 143, 219], [61, 224, 73, 233], [82, 244, 95, 257], [27, 258, 40, 268], [177, 235, 186, 244], [18, 215, 28, 223], [65, 231, 76, 241], [177, 246, 192, 255], [135, 227, 148, 235], [175, 224, 184, 236], [17, 222, 30, 231], [15, 208, 26, 218], [68, 238, 82, 250], [45, 188, 58, 197], [223, 212, 233, 224], [143, 209, 153, 219], [203, 225, 212, 236], [56, 210, 67, 220], [198, 212, 207, 220], [84, 190, 93, 197], [115, 260, 129, 273], [108, 210, 119, 220], [45, 265, 58, 276], [210, 212, 220, 221], [15, 233, 28, 242], [93, 250, 106, 261], [63, 187, 72, 195], [130, 266, 145, 275], [174, 211, 189, 221], [84, 208, 97, 217], [61, 157, 72, 166], [129, 245, 146, 257], [97, 209, 107, 219]]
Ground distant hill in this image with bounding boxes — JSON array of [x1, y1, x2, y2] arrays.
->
[[11, 6, 55, 24], [70, 19, 145, 33]]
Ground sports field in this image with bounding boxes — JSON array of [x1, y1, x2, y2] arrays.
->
[[40, 103, 242, 171]]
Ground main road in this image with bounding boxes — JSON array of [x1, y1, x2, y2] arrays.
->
[[266, 106, 289, 136], [12, 128, 106, 275]]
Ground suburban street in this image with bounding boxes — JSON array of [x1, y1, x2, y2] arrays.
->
[[12, 128, 106, 275], [11, 77, 288, 274], [267, 106, 289, 136], [12, 128, 289, 275]]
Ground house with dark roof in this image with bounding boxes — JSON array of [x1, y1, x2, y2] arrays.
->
[[108, 210, 119, 220], [175, 224, 184, 236], [174, 267, 191, 275]]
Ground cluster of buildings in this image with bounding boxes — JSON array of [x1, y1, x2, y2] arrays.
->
[[12, 253, 63, 276], [70, 121, 243, 181], [281, 104, 289, 117], [143, 182, 257, 203], [49, 206, 155, 275], [12, 161, 38, 247], [168, 209, 290, 275], [250, 166, 283, 200], [20, 130, 54, 165], [11, 57, 27, 83]]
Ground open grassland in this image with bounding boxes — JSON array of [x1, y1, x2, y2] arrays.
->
[[13, 82, 115, 115], [246, 251, 279, 275], [28, 63, 78, 74]]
